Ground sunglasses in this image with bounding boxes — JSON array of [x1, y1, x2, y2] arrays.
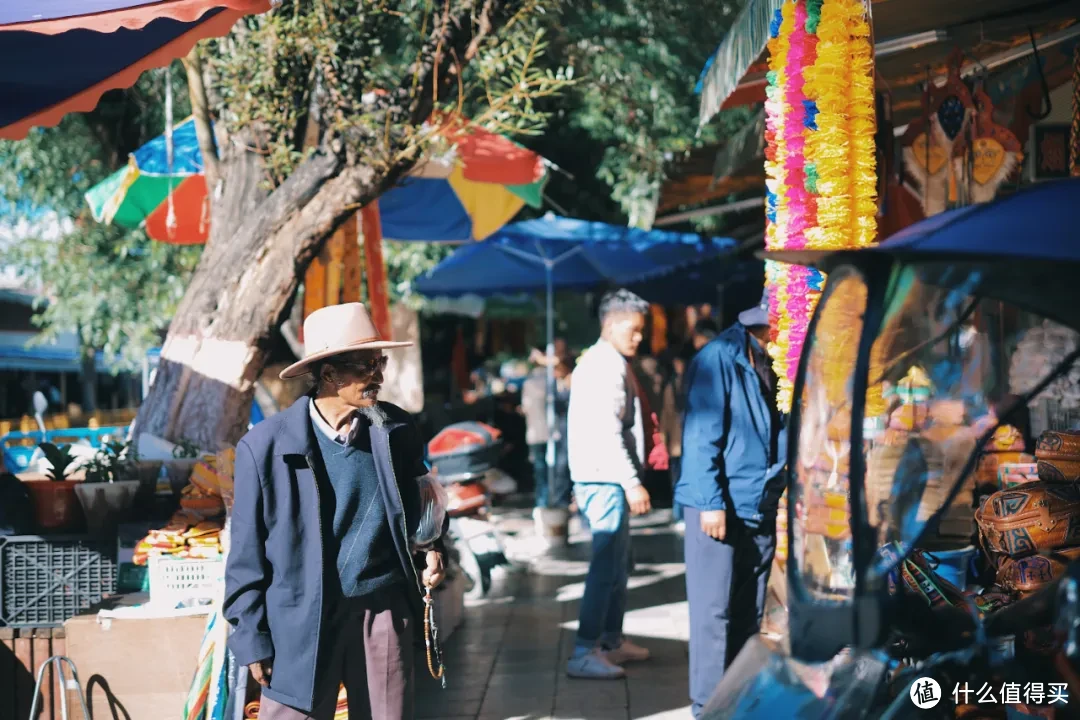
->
[[337, 355, 388, 376]]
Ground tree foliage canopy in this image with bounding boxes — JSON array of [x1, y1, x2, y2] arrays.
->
[[0, 73, 202, 368], [0, 0, 751, 369]]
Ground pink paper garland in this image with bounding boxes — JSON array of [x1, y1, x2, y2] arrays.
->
[[778, 0, 819, 395]]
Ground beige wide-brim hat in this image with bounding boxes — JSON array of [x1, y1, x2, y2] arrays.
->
[[279, 302, 412, 379]]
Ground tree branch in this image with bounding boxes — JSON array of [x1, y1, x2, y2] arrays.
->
[[181, 47, 222, 193]]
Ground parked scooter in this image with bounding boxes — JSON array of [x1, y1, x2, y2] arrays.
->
[[427, 422, 511, 599]]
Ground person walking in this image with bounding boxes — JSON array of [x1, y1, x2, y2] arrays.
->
[[660, 344, 693, 528], [675, 294, 786, 717], [565, 289, 667, 680], [521, 354, 573, 521], [224, 302, 447, 720]]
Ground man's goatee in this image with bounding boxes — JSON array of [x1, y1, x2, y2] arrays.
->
[[358, 402, 388, 427]]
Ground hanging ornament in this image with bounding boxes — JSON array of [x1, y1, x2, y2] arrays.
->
[[936, 95, 967, 142], [1071, 44, 1079, 177], [952, 88, 1023, 204], [903, 51, 974, 217]]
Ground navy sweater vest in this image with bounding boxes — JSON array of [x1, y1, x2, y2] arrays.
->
[[313, 424, 402, 598]]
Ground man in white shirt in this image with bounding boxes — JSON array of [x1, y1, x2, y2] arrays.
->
[[565, 289, 656, 679]]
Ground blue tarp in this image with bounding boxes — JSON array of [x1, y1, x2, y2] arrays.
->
[[0, 13, 226, 134], [874, 178, 1080, 261], [413, 215, 738, 298], [630, 257, 763, 307]]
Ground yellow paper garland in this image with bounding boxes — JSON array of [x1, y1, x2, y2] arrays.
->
[[766, 0, 878, 413]]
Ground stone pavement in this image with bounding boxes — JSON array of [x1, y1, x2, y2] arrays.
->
[[416, 507, 693, 720]]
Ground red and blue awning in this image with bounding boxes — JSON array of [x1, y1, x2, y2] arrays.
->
[[0, 0, 272, 140]]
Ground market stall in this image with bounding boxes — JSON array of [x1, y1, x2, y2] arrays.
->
[[700, 177, 1080, 719], [693, 0, 1080, 651]]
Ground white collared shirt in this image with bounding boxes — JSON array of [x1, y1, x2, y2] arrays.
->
[[308, 398, 362, 446]]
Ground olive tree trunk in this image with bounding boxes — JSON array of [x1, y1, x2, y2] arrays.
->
[[133, 1, 514, 451]]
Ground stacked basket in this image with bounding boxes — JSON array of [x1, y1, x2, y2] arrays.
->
[[976, 430, 1080, 601]]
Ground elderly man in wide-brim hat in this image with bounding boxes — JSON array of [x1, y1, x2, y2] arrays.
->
[[224, 303, 446, 720]]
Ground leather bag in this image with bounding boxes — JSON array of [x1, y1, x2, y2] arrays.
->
[[975, 481, 1080, 557]]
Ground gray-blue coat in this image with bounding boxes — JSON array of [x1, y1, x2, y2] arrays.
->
[[223, 396, 434, 712]]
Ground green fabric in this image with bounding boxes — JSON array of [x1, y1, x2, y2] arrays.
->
[[805, 163, 819, 194], [806, 0, 822, 34], [84, 166, 131, 222], [507, 173, 549, 209], [699, 0, 784, 126], [84, 166, 182, 230], [112, 175, 177, 229]]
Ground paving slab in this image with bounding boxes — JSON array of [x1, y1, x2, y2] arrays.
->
[[416, 506, 693, 720]]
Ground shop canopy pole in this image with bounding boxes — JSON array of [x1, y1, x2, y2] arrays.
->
[[544, 260, 556, 502], [492, 242, 588, 502]]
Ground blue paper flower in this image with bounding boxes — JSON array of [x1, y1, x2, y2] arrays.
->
[[770, 8, 783, 38], [803, 100, 819, 130]]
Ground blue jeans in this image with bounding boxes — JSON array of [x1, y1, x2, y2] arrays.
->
[[531, 443, 571, 509], [573, 483, 632, 652]]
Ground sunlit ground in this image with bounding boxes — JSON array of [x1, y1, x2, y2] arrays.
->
[[416, 502, 693, 720]]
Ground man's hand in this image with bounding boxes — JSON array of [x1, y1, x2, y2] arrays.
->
[[699, 510, 727, 541], [249, 660, 272, 688], [626, 484, 652, 516], [422, 550, 445, 589]]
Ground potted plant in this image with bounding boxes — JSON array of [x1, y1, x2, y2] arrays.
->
[[24, 442, 86, 531], [74, 441, 141, 536]]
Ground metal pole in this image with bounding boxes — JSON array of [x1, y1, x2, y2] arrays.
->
[[545, 263, 556, 505]]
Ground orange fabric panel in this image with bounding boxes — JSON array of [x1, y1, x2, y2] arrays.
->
[[324, 228, 345, 306], [342, 214, 361, 303], [143, 174, 210, 245], [303, 246, 329, 332], [650, 305, 668, 355], [361, 203, 392, 341], [435, 113, 544, 185]]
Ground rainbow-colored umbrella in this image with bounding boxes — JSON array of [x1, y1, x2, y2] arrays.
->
[[85, 117, 209, 245], [378, 118, 549, 242], [85, 114, 547, 246]]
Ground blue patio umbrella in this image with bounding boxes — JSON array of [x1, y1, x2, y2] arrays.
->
[[414, 214, 738, 498]]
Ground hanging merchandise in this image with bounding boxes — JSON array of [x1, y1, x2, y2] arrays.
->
[[763, 0, 877, 413], [902, 51, 974, 217], [1071, 44, 1080, 177], [951, 88, 1024, 204]]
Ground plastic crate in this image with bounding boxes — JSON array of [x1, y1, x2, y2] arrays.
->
[[0, 535, 117, 627], [148, 556, 224, 608]]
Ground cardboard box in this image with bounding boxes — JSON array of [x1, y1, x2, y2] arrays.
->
[[63, 600, 208, 720]]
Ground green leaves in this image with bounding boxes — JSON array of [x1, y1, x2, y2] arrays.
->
[[536, 0, 746, 223], [0, 67, 200, 371], [38, 442, 76, 481]]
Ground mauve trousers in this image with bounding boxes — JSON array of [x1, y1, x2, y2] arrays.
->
[[258, 585, 415, 720]]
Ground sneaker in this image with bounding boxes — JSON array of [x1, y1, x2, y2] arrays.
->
[[566, 649, 626, 679], [604, 638, 651, 665]]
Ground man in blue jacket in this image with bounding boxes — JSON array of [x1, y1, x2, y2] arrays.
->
[[674, 294, 786, 717], [224, 303, 446, 720]]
